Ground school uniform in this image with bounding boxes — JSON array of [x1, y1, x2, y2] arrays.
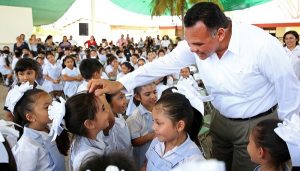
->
[[0, 54, 12, 75], [117, 56, 127, 64], [12, 126, 65, 171], [42, 63, 63, 93], [100, 114, 132, 155], [70, 135, 106, 171], [117, 72, 125, 80], [61, 67, 80, 97], [146, 136, 205, 171], [77, 80, 88, 93], [176, 76, 200, 91], [126, 104, 153, 169]]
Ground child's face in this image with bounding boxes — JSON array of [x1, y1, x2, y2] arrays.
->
[[28, 93, 52, 127], [152, 105, 182, 143], [110, 92, 128, 114], [158, 52, 165, 57], [131, 56, 138, 64], [247, 133, 262, 164], [47, 55, 56, 64], [64, 58, 74, 69], [91, 97, 110, 132], [180, 68, 190, 78], [17, 69, 37, 85], [137, 60, 145, 67], [111, 59, 118, 66], [135, 84, 157, 111], [90, 51, 97, 57], [37, 58, 44, 65], [121, 65, 130, 74]]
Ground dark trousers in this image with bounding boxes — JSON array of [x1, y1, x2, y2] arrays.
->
[[210, 109, 278, 171]]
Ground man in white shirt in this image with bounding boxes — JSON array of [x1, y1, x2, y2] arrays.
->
[[88, 2, 300, 171]]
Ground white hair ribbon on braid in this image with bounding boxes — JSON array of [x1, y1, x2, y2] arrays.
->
[[274, 114, 300, 167], [0, 119, 20, 163], [105, 165, 125, 171], [173, 81, 205, 115], [6, 81, 33, 113], [48, 97, 66, 142]]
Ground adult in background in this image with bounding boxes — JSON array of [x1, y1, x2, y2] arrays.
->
[[84, 36, 97, 49], [88, 2, 300, 171], [283, 30, 300, 80]]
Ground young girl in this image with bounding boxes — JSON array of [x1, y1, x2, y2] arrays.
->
[[177, 67, 200, 91], [42, 52, 63, 98], [117, 62, 134, 80], [12, 89, 69, 171], [4, 58, 42, 121], [100, 91, 132, 155], [144, 93, 205, 171], [61, 56, 82, 97], [64, 92, 115, 171], [105, 54, 119, 80], [247, 119, 290, 171], [126, 82, 157, 169]]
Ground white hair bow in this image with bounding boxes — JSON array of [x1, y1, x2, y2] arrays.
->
[[173, 81, 205, 115], [6, 82, 33, 113], [0, 119, 20, 163], [105, 165, 125, 171], [274, 114, 300, 167], [48, 97, 66, 142]]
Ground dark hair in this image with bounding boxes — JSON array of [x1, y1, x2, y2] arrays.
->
[[252, 119, 290, 166], [131, 53, 140, 59], [13, 89, 70, 156], [116, 49, 122, 56], [14, 58, 39, 76], [184, 2, 229, 33], [121, 62, 134, 73], [45, 35, 53, 43], [106, 54, 118, 65], [137, 58, 146, 63], [160, 88, 203, 145], [158, 49, 165, 55], [79, 153, 137, 171], [65, 93, 100, 137], [283, 30, 299, 46], [0, 139, 17, 171], [79, 58, 103, 80], [155, 92, 195, 133], [62, 55, 76, 68]]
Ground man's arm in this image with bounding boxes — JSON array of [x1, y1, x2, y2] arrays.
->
[[259, 36, 300, 120], [88, 40, 196, 95]]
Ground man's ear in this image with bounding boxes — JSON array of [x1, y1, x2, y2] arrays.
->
[[217, 28, 226, 42]]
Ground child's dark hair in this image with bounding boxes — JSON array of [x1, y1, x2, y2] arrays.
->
[[65, 92, 100, 137], [62, 55, 76, 68], [79, 58, 103, 80], [14, 58, 39, 76], [121, 62, 134, 73], [137, 58, 146, 63], [79, 152, 137, 171], [252, 119, 290, 166], [106, 54, 117, 65], [160, 88, 203, 145], [155, 92, 194, 132], [116, 49, 122, 56], [13, 89, 70, 156], [132, 53, 140, 59]]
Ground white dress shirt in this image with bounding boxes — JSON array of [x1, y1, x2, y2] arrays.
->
[[284, 45, 300, 80], [119, 22, 300, 120]]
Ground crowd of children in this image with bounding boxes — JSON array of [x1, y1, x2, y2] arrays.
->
[[0, 33, 299, 171]]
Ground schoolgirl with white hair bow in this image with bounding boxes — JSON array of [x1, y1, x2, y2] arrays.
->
[[10, 82, 69, 171], [247, 114, 300, 171], [142, 90, 206, 171]]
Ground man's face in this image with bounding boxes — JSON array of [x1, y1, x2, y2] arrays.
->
[[185, 21, 219, 60]]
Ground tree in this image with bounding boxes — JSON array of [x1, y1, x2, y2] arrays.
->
[[150, 0, 223, 38]]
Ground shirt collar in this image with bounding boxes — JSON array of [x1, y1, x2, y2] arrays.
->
[[227, 21, 240, 56], [138, 104, 152, 116], [156, 134, 192, 157]]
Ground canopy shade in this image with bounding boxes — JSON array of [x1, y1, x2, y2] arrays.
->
[[0, 0, 75, 26], [110, 0, 272, 15]]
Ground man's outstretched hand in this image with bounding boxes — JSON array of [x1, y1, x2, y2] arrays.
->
[[87, 79, 124, 96]]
